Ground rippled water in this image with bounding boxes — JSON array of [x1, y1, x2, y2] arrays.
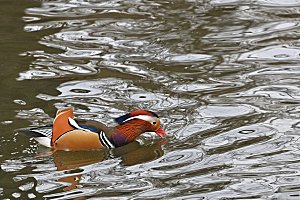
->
[[2, 0, 300, 199]]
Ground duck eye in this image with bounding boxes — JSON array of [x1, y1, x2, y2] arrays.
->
[[152, 121, 157, 125]]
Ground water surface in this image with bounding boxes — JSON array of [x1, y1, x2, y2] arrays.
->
[[1, 0, 300, 199]]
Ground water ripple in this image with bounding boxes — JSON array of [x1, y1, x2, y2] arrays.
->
[[37, 78, 197, 113], [202, 124, 277, 153], [127, 149, 204, 178], [233, 85, 300, 100], [204, 21, 300, 40], [238, 45, 300, 61], [211, 0, 300, 6], [197, 104, 262, 118], [5, 0, 300, 199]]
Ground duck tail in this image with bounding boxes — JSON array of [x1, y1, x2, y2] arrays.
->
[[18, 125, 52, 138], [18, 125, 53, 148]]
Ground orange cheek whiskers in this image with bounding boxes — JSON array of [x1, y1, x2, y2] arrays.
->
[[115, 119, 152, 145]]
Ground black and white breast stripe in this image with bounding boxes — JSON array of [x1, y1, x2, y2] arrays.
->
[[99, 131, 115, 149]]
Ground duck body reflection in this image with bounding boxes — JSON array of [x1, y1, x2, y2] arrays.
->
[[51, 140, 165, 191]]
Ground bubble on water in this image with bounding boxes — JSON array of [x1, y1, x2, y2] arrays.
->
[[165, 54, 213, 63], [238, 129, 255, 134], [14, 99, 26, 105], [1, 120, 13, 125]]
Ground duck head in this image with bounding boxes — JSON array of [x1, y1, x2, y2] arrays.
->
[[111, 110, 167, 147]]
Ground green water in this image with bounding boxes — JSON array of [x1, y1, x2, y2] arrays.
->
[[2, 0, 300, 199]]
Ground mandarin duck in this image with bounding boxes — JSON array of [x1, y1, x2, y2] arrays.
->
[[20, 107, 167, 151]]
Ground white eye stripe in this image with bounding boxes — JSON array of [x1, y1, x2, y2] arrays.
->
[[123, 115, 157, 123]]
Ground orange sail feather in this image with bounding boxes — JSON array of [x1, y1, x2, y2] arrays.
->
[[51, 107, 75, 146]]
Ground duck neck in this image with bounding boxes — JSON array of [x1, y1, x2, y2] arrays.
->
[[110, 119, 151, 147]]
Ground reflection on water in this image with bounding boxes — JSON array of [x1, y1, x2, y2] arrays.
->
[[2, 0, 300, 199]]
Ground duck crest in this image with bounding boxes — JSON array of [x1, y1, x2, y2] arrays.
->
[[111, 119, 152, 147], [114, 113, 131, 125], [114, 110, 159, 124]]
